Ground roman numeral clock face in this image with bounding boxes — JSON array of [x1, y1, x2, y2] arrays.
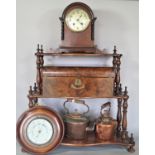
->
[[65, 8, 91, 32]]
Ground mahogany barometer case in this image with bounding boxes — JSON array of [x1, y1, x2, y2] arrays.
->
[[17, 2, 136, 155]]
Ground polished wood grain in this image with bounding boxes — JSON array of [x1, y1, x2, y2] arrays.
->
[[61, 132, 132, 147], [41, 67, 115, 77], [42, 77, 114, 98], [41, 67, 115, 98], [61, 24, 94, 48]]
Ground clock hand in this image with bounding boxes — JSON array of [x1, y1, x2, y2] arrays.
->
[[76, 15, 82, 22], [75, 18, 84, 26], [79, 14, 82, 19]]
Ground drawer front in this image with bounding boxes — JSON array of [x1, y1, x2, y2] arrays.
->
[[42, 77, 114, 98]]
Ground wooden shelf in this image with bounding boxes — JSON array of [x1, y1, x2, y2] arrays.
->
[[28, 94, 128, 99], [61, 132, 131, 147], [35, 52, 114, 57], [34, 48, 122, 57]]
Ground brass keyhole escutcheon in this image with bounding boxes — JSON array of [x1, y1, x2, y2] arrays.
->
[[75, 79, 82, 87], [71, 78, 85, 90]]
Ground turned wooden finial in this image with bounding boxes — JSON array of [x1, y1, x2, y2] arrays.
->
[[37, 44, 40, 53], [119, 83, 122, 94], [113, 45, 117, 54], [40, 44, 44, 67], [33, 82, 37, 93], [124, 86, 128, 95], [41, 45, 43, 53], [29, 86, 33, 95], [113, 46, 117, 69]]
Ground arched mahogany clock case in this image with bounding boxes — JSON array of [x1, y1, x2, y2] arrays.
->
[[59, 2, 97, 50]]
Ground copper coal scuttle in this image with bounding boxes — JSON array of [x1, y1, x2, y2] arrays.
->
[[63, 99, 90, 140], [96, 102, 117, 141]]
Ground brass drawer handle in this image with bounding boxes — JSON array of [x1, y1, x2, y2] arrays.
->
[[71, 78, 85, 90]]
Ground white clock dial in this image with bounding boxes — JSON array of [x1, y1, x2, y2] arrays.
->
[[27, 118, 53, 145], [65, 8, 91, 32]]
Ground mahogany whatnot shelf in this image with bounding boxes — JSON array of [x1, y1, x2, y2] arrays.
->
[[27, 45, 135, 153]]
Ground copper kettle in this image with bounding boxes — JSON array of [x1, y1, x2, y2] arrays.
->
[[63, 99, 89, 140], [96, 102, 117, 141]]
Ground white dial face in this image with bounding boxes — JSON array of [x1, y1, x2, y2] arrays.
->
[[65, 8, 91, 32], [27, 118, 53, 145]]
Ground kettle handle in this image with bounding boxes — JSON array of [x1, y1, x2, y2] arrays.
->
[[63, 99, 89, 115], [100, 102, 111, 116]]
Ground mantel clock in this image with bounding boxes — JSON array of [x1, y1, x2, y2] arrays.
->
[[59, 2, 97, 51]]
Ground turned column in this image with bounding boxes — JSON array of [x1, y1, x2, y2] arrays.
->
[[36, 44, 42, 94], [121, 86, 129, 141], [112, 46, 122, 95], [40, 45, 44, 67], [113, 46, 117, 95], [115, 54, 122, 95], [117, 98, 122, 137], [39, 45, 44, 93], [28, 86, 33, 108]]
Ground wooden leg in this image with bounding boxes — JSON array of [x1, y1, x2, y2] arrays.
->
[[22, 148, 29, 153], [116, 98, 122, 138], [34, 97, 38, 106], [127, 133, 135, 153], [127, 145, 135, 153], [121, 95, 129, 141]]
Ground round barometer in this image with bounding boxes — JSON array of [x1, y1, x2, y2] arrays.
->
[[17, 106, 64, 154]]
